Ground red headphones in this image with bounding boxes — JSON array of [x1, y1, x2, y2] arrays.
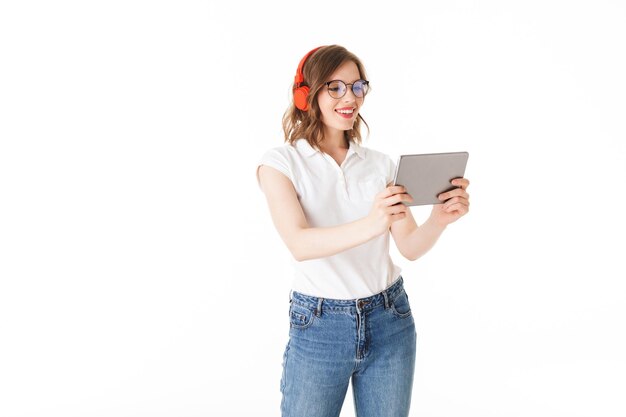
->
[[293, 46, 325, 111]]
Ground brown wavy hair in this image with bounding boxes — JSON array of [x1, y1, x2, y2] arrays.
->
[[282, 45, 369, 150]]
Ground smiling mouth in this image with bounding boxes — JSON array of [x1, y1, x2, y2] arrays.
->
[[335, 108, 355, 119]]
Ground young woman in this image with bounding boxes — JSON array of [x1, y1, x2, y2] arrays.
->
[[256, 45, 470, 417]]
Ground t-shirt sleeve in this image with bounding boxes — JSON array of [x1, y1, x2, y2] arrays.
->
[[256, 148, 294, 191], [385, 154, 397, 186]]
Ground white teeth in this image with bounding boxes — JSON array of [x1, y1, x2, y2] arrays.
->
[[336, 109, 354, 114]]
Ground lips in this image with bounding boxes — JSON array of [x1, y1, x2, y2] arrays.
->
[[335, 107, 355, 119]]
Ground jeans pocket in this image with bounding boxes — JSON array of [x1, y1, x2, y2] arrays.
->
[[289, 302, 316, 329], [390, 290, 412, 319]]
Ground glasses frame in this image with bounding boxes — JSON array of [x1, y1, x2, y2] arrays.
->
[[324, 79, 370, 99]]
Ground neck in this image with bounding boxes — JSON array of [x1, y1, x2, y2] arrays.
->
[[321, 128, 349, 152]]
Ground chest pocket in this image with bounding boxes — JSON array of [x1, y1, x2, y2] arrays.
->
[[351, 177, 386, 202]]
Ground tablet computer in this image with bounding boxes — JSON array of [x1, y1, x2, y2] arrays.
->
[[392, 151, 469, 206]]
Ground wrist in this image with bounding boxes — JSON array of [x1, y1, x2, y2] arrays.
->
[[425, 214, 449, 231], [360, 215, 380, 241]]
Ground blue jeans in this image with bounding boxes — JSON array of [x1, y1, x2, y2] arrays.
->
[[280, 276, 417, 417]]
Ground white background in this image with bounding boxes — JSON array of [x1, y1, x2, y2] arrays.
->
[[1, 1, 625, 416]]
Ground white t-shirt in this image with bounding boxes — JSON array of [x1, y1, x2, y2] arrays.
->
[[256, 138, 402, 299]]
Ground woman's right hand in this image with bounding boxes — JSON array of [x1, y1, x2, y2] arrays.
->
[[367, 185, 414, 237]]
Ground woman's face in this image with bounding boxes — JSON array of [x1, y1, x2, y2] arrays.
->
[[317, 60, 364, 138]]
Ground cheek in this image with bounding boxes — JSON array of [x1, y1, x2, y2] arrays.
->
[[317, 99, 334, 118], [317, 95, 331, 111]]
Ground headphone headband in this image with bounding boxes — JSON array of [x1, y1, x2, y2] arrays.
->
[[294, 46, 324, 86]]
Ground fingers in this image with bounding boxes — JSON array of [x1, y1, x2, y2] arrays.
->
[[451, 178, 470, 189], [438, 190, 469, 202], [438, 178, 470, 202], [381, 185, 407, 198], [442, 197, 470, 213], [387, 205, 408, 223], [387, 201, 409, 215], [440, 177, 471, 213], [391, 193, 413, 206], [442, 201, 469, 215], [390, 212, 407, 222], [379, 185, 413, 205]]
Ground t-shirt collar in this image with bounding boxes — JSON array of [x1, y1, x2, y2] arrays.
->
[[296, 138, 365, 159]]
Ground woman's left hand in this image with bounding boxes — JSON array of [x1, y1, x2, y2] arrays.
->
[[429, 177, 470, 227]]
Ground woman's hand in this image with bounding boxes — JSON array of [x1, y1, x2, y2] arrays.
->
[[429, 178, 471, 227], [367, 185, 414, 237]]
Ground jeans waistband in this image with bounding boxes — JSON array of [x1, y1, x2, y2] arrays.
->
[[289, 276, 405, 313]]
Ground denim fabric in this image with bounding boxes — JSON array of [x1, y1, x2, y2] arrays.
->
[[280, 276, 416, 417]]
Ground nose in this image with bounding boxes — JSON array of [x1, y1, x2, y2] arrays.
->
[[342, 87, 358, 102]]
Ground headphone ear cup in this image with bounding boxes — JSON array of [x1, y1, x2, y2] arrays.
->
[[293, 85, 310, 111]]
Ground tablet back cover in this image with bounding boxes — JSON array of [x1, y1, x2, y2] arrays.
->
[[393, 152, 469, 206]]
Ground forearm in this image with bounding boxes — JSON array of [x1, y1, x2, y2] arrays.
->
[[404, 217, 448, 261], [291, 217, 378, 261]]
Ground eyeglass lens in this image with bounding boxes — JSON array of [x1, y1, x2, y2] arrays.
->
[[327, 80, 368, 98]]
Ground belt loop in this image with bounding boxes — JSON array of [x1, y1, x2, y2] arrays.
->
[[289, 290, 293, 303], [315, 298, 323, 317], [382, 290, 389, 309]]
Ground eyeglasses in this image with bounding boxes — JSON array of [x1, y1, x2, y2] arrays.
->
[[325, 79, 369, 99]]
